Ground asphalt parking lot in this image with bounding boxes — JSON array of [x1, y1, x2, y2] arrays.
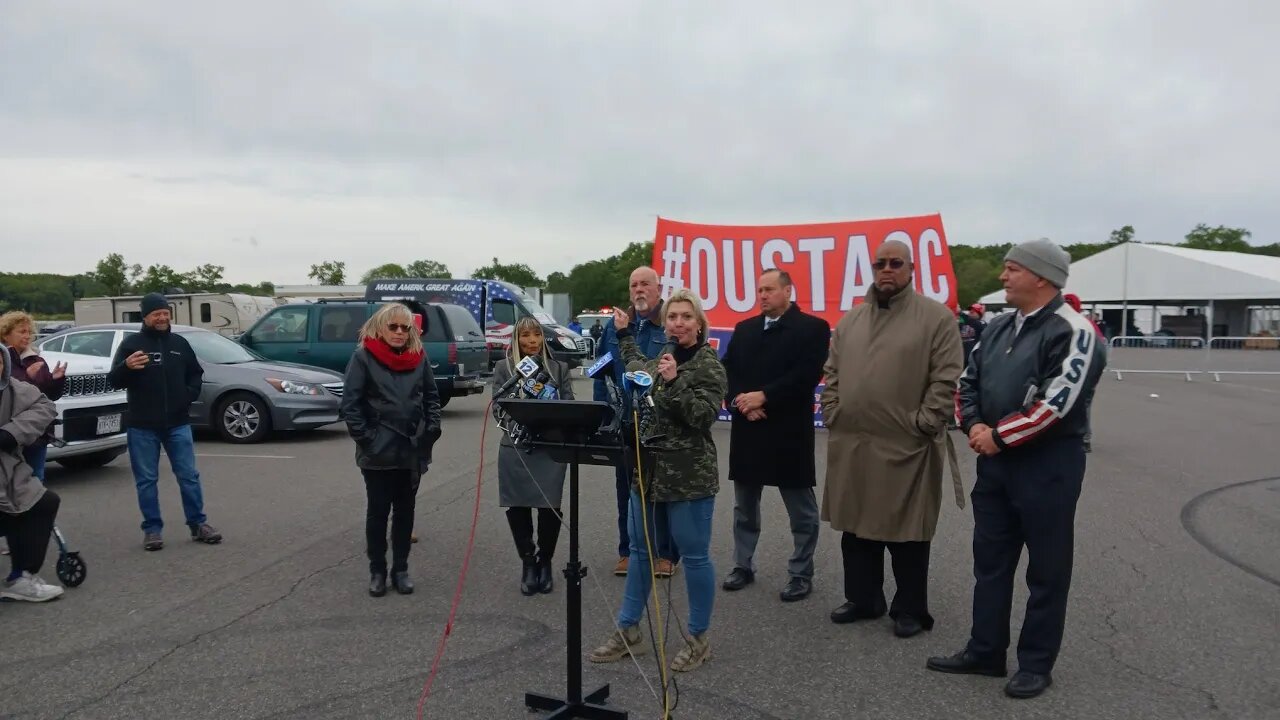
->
[[2, 372, 1278, 720]]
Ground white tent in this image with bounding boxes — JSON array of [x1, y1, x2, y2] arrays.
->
[[978, 243, 1280, 336]]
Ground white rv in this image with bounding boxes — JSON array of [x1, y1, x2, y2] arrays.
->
[[73, 293, 275, 337]]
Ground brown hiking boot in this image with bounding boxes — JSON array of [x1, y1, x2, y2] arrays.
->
[[143, 533, 164, 551], [670, 634, 711, 672], [589, 625, 646, 663], [613, 556, 629, 576], [654, 558, 676, 578], [189, 523, 222, 544]]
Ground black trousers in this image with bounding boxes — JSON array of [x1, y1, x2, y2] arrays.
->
[[505, 507, 562, 565], [966, 437, 1085, 675], [363, 469, 418, 574], [0, 490, 60, 576], [841, 532, 933, 628]]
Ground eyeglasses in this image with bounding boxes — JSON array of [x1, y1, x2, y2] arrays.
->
[[387, 323, 412, 333], [873, 258, 908, 270]]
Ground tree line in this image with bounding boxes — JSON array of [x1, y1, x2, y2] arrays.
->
[[3, 224, 1275, 318]]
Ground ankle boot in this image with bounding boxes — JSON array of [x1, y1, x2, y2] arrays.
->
[[536, 557, 554, 594], [520, 558, 539, 596]]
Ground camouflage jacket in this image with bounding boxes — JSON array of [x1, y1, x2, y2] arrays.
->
[[619, 335, 727, 503]]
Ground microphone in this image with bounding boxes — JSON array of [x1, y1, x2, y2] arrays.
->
[[494, 355, 540, 398], [623, 361, 655, 406]]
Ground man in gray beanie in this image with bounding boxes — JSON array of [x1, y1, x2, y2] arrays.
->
[[927, 238, 1105, 699], [109, 293, 222, 551]]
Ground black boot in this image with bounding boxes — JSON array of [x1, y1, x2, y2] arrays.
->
[[536, 557, 554, 594], [520, 558, 539, 596], [369, 572, 387, 597], [391, 571, 414, 595]]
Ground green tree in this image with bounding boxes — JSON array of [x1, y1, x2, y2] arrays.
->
[[360, 263, 408, 283], [1183, 224, 1252, 252], [135, 264, 191, 294], [90, 253, 137, 295], [545, 271, 571, 293], [472, 257, 542, 288], [308, 260, 347, 285], [1108, 225, 1135, 245], [404, 259, 451, 279], [189, 263, 225, 291]]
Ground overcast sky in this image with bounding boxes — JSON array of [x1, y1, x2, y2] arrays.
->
[[2, 1, 1275, 285]]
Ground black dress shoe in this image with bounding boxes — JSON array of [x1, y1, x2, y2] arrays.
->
[[722, 567, 755, 591], [391, 571, 414, 595], [520, 561, 539, 596], [925, 649, 1007, 677], [829, 601, 880, 624], [893, 615, 924, 638], [779, 577, 812, 602], [1005, 670, 1052, 699], [369, 572, 387, 597], [536, 561, 554, 594]]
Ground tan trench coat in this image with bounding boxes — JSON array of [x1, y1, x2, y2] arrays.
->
[[819, 289, 963, 542]]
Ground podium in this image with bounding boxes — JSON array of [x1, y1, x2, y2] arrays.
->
[[496, 399, 641, 720]]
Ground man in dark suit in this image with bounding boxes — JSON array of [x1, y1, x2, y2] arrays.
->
[[720, 269, 831, 601]]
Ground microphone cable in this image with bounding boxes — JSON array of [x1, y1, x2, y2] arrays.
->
[[631, 408, 674, 720]]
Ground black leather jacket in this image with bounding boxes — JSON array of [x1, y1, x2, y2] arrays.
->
[[959, 294, 1105, 450], [340, 347, 442, 473]]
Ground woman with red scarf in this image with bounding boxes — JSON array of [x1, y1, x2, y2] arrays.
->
[[340, 303, 443, 597]]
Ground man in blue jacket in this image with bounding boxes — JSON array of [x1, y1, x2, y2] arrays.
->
[[927, 239, 1104, 699], [593, 266, 677, 576]]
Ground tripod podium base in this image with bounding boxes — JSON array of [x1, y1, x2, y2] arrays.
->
[[525, 684, 627, 719]]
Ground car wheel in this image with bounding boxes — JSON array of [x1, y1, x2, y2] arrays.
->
[[57, 448, 125, 471], [217, 392, 272, 444]]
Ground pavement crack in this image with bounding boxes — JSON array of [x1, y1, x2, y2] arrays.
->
[[1090, 609, 1222, 716], [1133, 522, 1167, 549], [56, 553, 359, 720]]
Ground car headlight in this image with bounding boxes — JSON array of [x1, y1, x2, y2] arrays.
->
[[266, 378, 323, 395], [557, 337, 577, 350]]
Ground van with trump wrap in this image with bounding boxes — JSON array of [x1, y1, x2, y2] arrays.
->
[[363, 279, 592, 371]]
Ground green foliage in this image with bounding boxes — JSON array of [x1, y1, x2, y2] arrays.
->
[[404, 259, 451, 279], [472, 257, 542, 288], [308, 260, 347, 285], [89, 253, 138, 295], [189, 263, 225, 291], [360, 263, 408, 283], [135, 264, 191, 294], [1183, 224, 1252, 252]]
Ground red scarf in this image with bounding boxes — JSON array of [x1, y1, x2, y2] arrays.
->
[[363, 337, 424, 372]]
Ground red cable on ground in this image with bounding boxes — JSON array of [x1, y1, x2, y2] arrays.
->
[[416, 397, 492, 719]]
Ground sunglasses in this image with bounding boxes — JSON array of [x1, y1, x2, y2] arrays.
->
[[387, 323, 413, 333], [873, 258, 908, 270]]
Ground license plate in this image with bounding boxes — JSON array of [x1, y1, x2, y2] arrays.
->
[[97, 414, 122, 435]]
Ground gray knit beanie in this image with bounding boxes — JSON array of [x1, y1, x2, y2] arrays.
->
[[1005, 238, 1071, 289]]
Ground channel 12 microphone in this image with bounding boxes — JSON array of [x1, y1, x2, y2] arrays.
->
[[494, 354, 541, 398]]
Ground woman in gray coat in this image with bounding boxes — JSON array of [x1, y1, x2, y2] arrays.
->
[[493, 317, 574, 595], [0, 346, 62, 602]]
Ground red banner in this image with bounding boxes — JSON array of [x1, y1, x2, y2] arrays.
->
[[651, 214, 956, 330]]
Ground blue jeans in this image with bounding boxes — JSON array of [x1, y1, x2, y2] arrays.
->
[[127, 426, 207, 533], [618, 492, 715, 636], [614, 462, 679, 562], [22, 444, 47, 482]]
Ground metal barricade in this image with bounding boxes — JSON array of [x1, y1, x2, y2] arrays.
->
[[1108, 336, 1280, 381]]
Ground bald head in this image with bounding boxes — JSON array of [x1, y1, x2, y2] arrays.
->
[[873, 239, 915, 296], [630, 266, 660, 314]]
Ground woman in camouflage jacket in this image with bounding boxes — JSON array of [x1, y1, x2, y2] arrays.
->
[[589, 288, 727, 674]]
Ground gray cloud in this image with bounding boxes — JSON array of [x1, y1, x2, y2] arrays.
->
[[1, 1, 1276, 284]]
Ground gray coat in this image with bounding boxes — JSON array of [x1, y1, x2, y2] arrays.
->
[[1, 355, 58, 514], [493, 357, 574, 508]]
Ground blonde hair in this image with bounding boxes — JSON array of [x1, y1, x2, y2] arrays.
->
[[664, 288, 710, 342], [359, 302, 424, 353], [0, 311, 35, 342], [506, 316, 551, 371]]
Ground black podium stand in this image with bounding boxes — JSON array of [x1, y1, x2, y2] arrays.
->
[[496, 399, 637, 720]]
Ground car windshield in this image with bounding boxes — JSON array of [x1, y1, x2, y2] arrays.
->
[[183, 330, 260, 364], [518, 293, 558, 325]]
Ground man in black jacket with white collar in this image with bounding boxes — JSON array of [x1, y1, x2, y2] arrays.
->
[[108, 293, 222, 552], [720, 269, 830, 602], [927, 239, 1104, 699]]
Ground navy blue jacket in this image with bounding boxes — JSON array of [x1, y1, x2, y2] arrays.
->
[[592, 304, 668, 417]]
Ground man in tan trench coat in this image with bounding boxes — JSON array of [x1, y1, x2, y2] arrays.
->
[[820, 239, 963, 638]]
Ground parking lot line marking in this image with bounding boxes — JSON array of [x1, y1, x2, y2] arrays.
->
[[195, 453, 297, 459]]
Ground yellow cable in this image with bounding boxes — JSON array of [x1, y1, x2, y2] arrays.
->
[[632, 408, 671, 720]]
